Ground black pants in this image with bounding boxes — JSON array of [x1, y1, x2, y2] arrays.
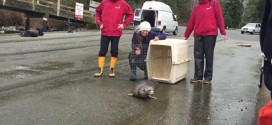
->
[[194, 36, 217, 81], [264, 59, 272, 98], [99, 36, 120, 57]]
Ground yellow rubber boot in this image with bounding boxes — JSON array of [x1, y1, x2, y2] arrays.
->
[[109, 57, 118, 77], [94, 57, 105, 77]]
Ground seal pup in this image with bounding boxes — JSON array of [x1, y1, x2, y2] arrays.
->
[[128, 80, 158, 99]]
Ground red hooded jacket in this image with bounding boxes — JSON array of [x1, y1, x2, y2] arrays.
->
[[95, 0, 134, 37], [184, 0, 226, 39], [258, 100, 272, 125]]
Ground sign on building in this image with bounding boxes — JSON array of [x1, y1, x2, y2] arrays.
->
[[75, 2, 84, 20], [89, 7, 96, 13], [89, 0, 99, 14]]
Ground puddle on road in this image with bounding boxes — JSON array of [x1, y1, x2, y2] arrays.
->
[[0, 61, 74, 80], [0, 70, 44, 79], [31, 61, 74, 71]]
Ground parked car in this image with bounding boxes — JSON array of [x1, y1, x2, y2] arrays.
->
[[241, 23, 261, 34]]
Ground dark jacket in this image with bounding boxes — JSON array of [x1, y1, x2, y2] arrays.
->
[[184, 0, 226, 39], [260, 0, 272, 58], [260, 0, 272, 97], [95, 0, 134, 37]]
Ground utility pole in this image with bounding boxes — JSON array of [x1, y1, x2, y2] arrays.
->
[[192, 0, 196, 11], [57, 0, 60, 16], [32, 0, 34, 10]]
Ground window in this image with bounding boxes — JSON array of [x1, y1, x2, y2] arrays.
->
[[172, 14, 177, 21]]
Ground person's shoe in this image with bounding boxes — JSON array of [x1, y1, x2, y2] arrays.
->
[[94, 67, 104, 77], [129, 72, 136, 81], [109, 57, 118, 77], [130, 67, 137, 81], [94, 57, 105, 77], [130, 74, 136, 81], [109, 68, 115, 77], [143, 71, 148, 79], [143, 75, 148, 79], [190, 79, 202, 83], [203, 80, 211, 84]]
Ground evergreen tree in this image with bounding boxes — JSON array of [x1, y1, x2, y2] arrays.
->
[[242, 0, 263, 25], [222, 0, 243, 28]]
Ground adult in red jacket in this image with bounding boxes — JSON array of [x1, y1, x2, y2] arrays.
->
[[184, 0, 227, 84], [95, 0, 134, 77]]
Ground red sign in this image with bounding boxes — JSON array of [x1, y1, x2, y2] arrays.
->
[[75, 2, 84, 20]]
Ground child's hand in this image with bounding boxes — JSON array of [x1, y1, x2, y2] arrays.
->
[[153, 36, 159, 41], [135, 48, 141, 55]]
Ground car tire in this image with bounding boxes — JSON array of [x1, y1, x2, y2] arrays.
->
[[173, 27, 178, 35], [161, 26, 166, 34]]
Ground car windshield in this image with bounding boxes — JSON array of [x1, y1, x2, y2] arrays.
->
[[245, 23, 257, 27]]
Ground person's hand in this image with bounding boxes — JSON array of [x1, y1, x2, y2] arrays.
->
[[153, 36, 159, 41], [222, 35, 227, 40], [118, 24, 124, 29], [183, 37, 188, 40], [135, 48, 141, 55], [100, 24, 103, 29]]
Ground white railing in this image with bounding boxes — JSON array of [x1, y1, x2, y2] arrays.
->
[[4, 0, 94, 22]]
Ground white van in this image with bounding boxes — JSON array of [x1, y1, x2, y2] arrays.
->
[[133, 1, 178, 35]]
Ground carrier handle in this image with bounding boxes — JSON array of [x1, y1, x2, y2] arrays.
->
[[173, 58, 191, 64]]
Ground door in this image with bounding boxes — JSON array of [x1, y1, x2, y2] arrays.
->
[[142, 10, 156, 27], [255, 24, 261, 33], [133, 9, 142, 27]]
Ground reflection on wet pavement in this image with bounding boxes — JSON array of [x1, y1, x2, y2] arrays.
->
[[189, 84, 212, 125], [31, 61, 74, 71], [0, 70, 44, 79]]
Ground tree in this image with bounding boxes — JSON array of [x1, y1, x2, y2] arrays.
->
[[242, 0, 263, 25], [222, 0, 243, 28], [154, 0, 193, 25]]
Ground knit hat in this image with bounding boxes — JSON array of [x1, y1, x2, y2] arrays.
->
[[139, 21, 151, 32]]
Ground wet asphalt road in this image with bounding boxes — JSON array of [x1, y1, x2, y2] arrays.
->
[[0, 27, 270, 125]]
